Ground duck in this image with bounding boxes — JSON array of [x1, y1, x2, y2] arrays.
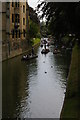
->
[[45, 71, 47, 74]]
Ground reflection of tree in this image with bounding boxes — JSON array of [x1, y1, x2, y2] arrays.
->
[[53, 52, 71, 87]]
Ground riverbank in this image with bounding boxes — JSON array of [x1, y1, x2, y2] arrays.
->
[[2, 38, 40, 61], [60, 44, 80, 119]]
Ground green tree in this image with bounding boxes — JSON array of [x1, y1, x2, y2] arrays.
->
[[29, 19, 39, 39], [28, 19, 41, 46], [37, 2, 80, 45]]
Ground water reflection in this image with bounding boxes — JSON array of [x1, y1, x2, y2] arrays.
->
[[2, 46, 71, 118], [2, 57, 30, 118], [53, 49, 71, 89]]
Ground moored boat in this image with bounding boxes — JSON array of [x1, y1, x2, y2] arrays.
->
[[21, 54, 38, 61]]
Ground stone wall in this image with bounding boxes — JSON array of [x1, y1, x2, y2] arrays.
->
[[2, 39, 29, 61]]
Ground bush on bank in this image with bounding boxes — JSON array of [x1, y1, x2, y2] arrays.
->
[[30, 38, 40, 46]]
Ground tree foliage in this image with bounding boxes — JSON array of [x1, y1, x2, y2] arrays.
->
[[27, 6, 41, 40], [29, 6, 40, 24], [37, 2, 80, 42], [29, 19, 39, 39]]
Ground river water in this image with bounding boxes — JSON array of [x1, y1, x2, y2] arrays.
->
[[2, 45, 71, 118]]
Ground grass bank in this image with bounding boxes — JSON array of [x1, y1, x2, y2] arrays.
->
[[31, 38, 40, 46], [60, 44, 80, 119]]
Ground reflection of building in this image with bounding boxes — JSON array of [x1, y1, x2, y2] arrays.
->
[[2, 1, 29, 60]]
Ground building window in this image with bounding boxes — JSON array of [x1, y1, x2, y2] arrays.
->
[[15, 14, 20, 23], [18, 2, 19, 7], [15, 2, 17, 7], [12, 14, 14, 23], [12, 30, 14, 38], [15, 14, 17, 22], [15, 2, 19, 8], [19, 30, 20, 38], [16, 30, 17, 38], [18, 18, 20, 23], [23, 5, 25, 13], [12, 2, 14, 7], [23, 29, 25, 37], [18, 14, 20, 23], [23, 18, 25, 25]]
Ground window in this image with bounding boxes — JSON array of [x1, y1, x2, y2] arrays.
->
[[23, 29, 25, 37], [18, 18, 20, 23], [18, 14, 20, 23], [23, 18, 25, 25], [23, 5, 25, 13], [15, 14, 17, 23], [12, 2, 13, 7], [12, 14, 14, 23], [12, 30, 14, 38], [15, 2, 19, 8], [15, 2, 17, 7], [15, 14, 20, 23], [19, 30, 20, 38], [16, 30, 17, 38], [18, 2, 19, 7]]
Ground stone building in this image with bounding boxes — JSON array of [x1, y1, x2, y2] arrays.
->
[[2, 1, 29, 60]]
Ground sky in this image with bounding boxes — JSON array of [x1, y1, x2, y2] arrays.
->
[[28, 0, 46, 22], [28, 0, 40, 10], [28, 0, 79, 8], [28, 0, 77, 10]]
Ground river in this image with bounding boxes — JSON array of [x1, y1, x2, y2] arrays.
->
[[2, 45, 71, 118]]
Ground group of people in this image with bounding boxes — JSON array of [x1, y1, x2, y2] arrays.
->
[[23, 47, 35, 59]]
